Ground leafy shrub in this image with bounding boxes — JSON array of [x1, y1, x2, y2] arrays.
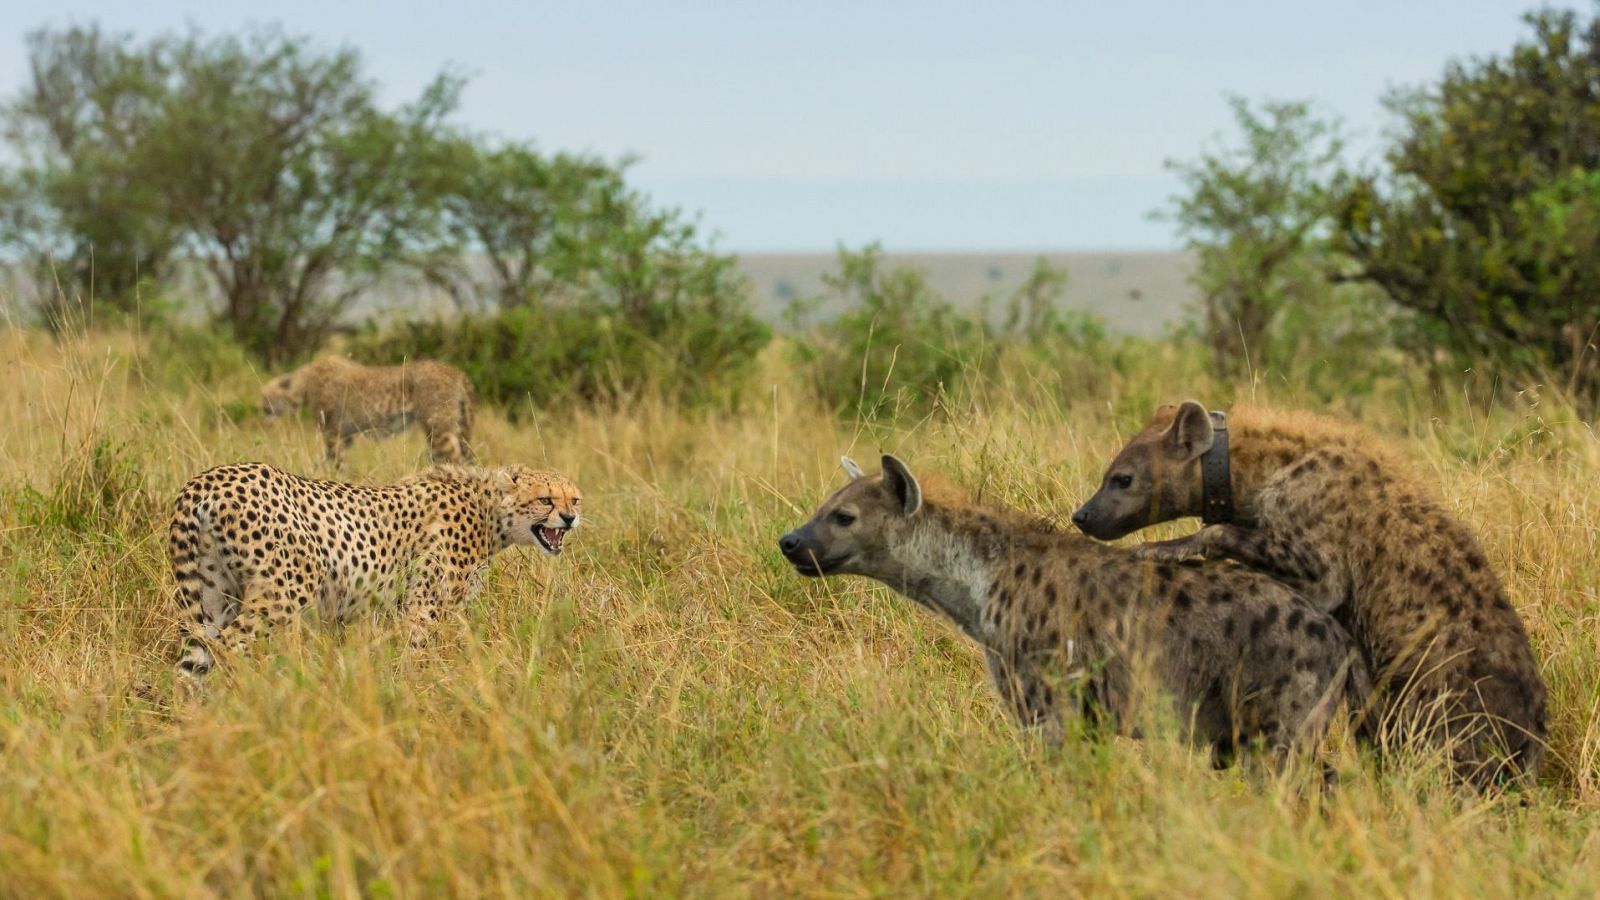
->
[[350, 302, 770, 417], [788, 245, 995, 419], [135, 319, 257, 392], [788, 248, 1114, 420], [1334, 9, 1600, 409], [17, 435, 156, 537]]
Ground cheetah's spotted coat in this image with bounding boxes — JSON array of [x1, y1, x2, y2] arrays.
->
[[167, 462, 581, 675], [260, 356, 475, 466]]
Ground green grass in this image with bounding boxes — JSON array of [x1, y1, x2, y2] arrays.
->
[[0, 325, 1597, 897]]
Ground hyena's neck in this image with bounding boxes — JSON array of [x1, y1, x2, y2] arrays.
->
[[1208, 421, 1321, 524], [878, 502, 1032, 642]]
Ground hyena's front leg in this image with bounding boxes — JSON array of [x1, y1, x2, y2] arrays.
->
[[1132, 533, 1209, 563], [985, 649, 1065, 745], [1156, 523, 1332, 596]]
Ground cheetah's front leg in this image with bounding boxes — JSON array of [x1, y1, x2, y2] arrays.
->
[[215, 577, 312, 661], [401, 560, 472, 650]]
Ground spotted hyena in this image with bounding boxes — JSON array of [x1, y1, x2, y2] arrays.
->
[[780, 454, 1368, 767], [1073, 401, 1547, 787]]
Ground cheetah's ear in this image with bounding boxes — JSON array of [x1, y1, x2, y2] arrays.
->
[[879, 454, 922, 516], [1163, 400, 1215, 462], [840, 456, 865, 480]]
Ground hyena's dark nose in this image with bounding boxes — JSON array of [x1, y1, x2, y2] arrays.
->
[[778, 531, 803, 556], [1071, 508, 1090, 528]]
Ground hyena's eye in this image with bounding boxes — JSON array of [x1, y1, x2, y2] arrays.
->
[[1111, 474, 1133, 489], [831, 511, 857, 527]]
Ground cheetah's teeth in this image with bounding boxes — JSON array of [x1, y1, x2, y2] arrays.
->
[[537, 526, 568, 554]]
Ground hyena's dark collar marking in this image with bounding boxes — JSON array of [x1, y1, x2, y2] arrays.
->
[[1201, 410, 1233, 525]]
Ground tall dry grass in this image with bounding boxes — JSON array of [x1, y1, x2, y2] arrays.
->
[[0, 324, 1597, 897]]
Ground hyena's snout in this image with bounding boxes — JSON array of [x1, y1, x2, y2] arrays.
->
[[778, 528, 806, 561], [778, 526, 829, 575]]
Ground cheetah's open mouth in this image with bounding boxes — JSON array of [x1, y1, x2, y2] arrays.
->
[[535, 525, 570, 555]]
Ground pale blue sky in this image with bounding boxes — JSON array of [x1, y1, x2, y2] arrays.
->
[[0, 0, 1555, 250]]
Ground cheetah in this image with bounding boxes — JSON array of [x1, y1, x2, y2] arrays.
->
[[167, 462, 581, 675], [779, 455, 1368, 767], [1072, 401, 1548, 787], [260, 356, 475, 466]]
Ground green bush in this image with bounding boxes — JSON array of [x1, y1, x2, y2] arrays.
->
[[135, 319, 258, 392], [349, 302, 770, 418], [788, 245, 995, 419], [16, 435, 155, 538], [788, 248, 1118, 420]]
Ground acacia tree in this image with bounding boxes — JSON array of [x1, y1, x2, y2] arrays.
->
[[408, 136, 624, 311], [1335, 9, 1600, 405], [558, 184, 750, 328], [0, 27, 180, 325], [0, 25, 460, 360], [150, 28, 460, 362], [1161, 96, 1343, 375]]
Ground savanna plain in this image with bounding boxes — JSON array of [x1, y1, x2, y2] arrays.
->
[[2, 324, 1599, 898]]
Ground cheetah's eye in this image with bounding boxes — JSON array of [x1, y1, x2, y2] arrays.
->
[[539, 497, 554, 506], [1111, 473, 1133, 489], [830, 511, 856, 527]]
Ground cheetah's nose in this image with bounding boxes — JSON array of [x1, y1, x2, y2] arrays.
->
[[560, 512, 576, 527]]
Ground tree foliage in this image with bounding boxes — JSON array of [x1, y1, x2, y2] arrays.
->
[[1, 25, 458, 359], [408, 137, 624, 312], [0, 23, 753, 376], [1161, 96, 1344, 375], [153, 29, 461, 361], [1335, 9, 1600, 402], [1, 27, 179, 324]]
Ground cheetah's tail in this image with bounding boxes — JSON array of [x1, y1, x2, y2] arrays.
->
[[168, 485, 219, 676]]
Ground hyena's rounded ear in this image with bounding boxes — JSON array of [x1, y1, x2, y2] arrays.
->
[[879, 454, 922, 516], [840, 456, 866, 480], [1163, 400, 1215, 461]]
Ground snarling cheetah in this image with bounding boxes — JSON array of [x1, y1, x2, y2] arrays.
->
[[167, 462, 581, 675], [260, 356, 475, 466]]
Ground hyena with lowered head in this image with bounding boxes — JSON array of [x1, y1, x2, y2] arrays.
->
[[779, 455, 1369, 766], [1072, 401, 1548, 788]]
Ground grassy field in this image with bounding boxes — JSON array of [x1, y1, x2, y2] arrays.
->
[[1, 324, 1598, 897]]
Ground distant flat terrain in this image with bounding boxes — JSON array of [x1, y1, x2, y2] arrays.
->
[[3, 250, 1197, 336], [741, 250, 1195, 337]]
